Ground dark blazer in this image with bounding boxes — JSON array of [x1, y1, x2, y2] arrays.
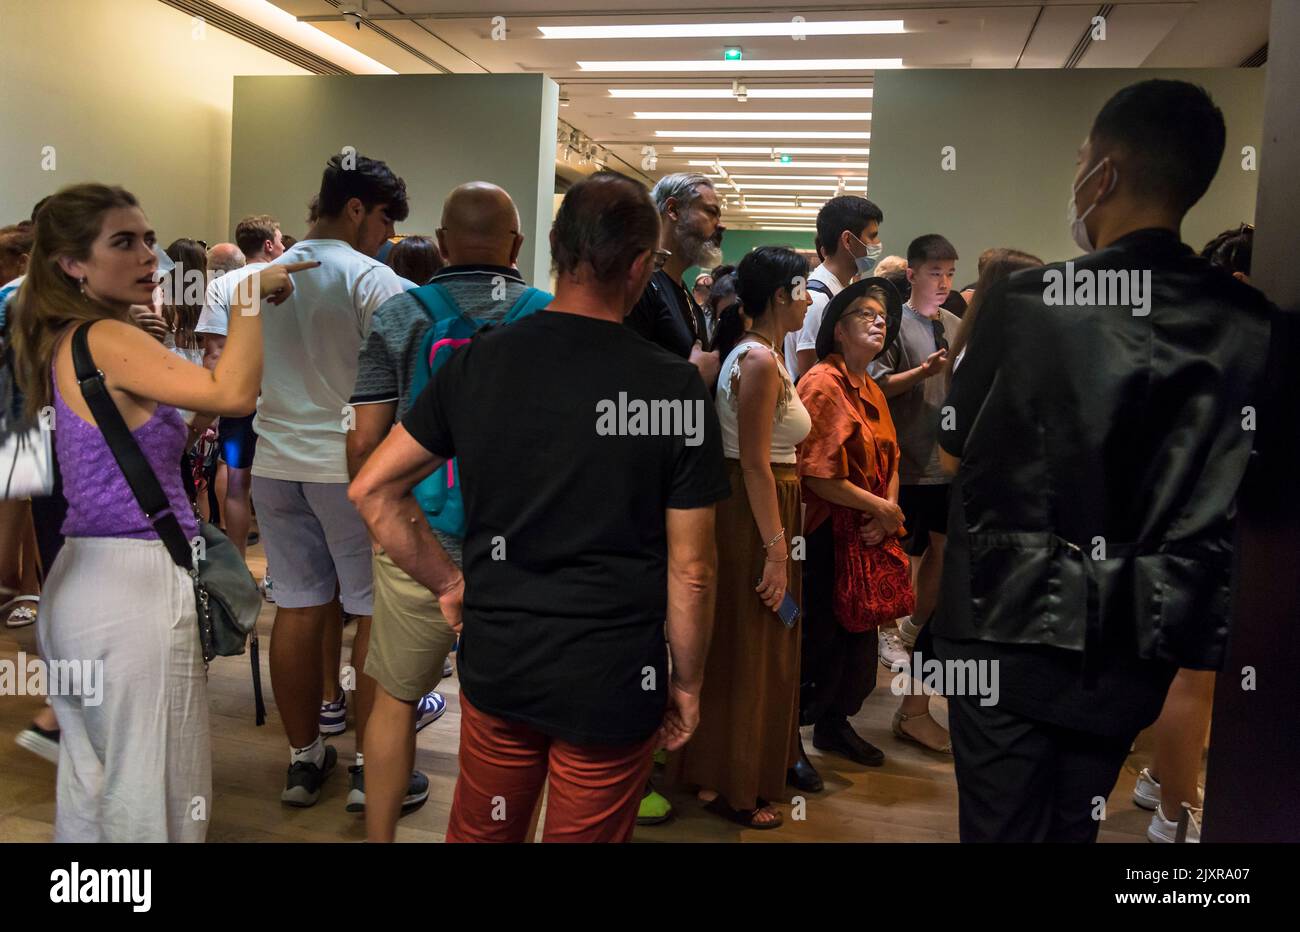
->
[[935, 228, 1273, 671]]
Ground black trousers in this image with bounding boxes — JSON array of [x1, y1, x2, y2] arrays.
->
[[799, 521, 876, 728], [948, 692, 1136, 842]]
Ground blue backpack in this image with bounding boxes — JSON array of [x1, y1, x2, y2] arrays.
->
[[407, 281, 552, 536]]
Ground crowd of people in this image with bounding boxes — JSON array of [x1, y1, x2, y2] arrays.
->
[[0, 77, 1272, 843]]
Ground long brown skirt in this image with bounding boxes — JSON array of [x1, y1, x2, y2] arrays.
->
[[666, 459, 802, 811]]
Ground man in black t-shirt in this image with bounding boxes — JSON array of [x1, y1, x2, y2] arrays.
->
[[934, 80, 1272, 843], [350, 170, 729, 842], [626, 172, 724, 391]]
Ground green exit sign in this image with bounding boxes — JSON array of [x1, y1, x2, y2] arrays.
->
[[724, 47, 742, 61]]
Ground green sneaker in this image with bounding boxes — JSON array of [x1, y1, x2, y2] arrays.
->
[[637, 787, 674, 825]]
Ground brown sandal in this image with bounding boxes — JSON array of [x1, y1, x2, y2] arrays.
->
[[703, 795, 784, 830]]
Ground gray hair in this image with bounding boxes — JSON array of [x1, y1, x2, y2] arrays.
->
[[650, 173, 714, 215]]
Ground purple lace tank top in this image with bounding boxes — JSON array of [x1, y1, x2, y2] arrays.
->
[[52, 369, 199, 542]]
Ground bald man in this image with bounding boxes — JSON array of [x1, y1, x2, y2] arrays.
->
[[346, 181, 553, 841]]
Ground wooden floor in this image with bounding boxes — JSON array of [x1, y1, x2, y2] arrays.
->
[[0, 538, 1158, 843]]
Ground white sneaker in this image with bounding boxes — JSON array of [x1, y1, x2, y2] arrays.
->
[[878, 626, 911, 670], [1148, 804, 1201, 843], [1133, 767, 1161, 810]]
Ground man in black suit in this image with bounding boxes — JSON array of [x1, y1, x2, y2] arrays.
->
[[934, 79, 1273, 842]]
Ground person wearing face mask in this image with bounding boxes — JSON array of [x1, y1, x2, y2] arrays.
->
[[252, 152, 416, 809], [932, 79, 1273, 842], [786, 195, 884, 382]]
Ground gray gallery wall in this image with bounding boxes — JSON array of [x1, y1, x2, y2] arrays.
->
[[230, 74, 559, 285], [867, 69, 1265, 282]]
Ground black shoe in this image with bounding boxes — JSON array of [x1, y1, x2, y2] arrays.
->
[[345, 765, 430, 813], [15, 724, 60, 763], [787, 750, 823, 793], [281, 745, 338, 807], [813, 721, 885, 767]]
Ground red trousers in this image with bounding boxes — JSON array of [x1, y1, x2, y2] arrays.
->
[[445, 694, 655, 843]]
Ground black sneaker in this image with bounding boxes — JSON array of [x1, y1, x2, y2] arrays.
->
[[281, 745, 337, 807], [345, 765, 430, 814]]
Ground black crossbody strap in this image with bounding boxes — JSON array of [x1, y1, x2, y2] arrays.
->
[[70, 322, 195, 571]]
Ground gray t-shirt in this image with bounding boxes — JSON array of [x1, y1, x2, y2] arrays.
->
[[868, 302, 962, 485], [350, 265, 534, 564]]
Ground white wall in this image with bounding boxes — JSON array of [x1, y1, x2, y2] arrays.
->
[[0, 0, 308, 241]]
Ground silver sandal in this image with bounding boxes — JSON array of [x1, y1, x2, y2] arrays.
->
[[2, 595, 39, 628]]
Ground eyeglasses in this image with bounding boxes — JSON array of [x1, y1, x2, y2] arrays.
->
[[652, 248, 672, 270], [843, 307, 886, 324]]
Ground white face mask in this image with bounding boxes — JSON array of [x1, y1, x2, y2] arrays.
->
[[1067, 158, 1117, 252], [849, 233, 883, 277]]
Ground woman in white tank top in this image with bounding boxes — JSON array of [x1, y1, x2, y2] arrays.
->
[[666, 246, 813, 829]]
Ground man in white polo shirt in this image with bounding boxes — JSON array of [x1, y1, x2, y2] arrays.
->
[[252, 153, 417, 809]]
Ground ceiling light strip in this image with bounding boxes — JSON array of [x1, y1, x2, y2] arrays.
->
[[541, 21, 904, 39], [578, 59, 903, 72]]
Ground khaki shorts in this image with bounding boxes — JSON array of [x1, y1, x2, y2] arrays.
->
[[364, 548, 457, 702]]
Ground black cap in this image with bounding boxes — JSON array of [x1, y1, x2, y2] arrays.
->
[[815, 275, 903, 361]]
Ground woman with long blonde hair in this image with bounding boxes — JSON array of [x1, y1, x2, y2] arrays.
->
[[12, 183, 314, 842]]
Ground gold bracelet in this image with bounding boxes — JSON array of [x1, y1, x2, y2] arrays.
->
[[762, 528, 785, 550]]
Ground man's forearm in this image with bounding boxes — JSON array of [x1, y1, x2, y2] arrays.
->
[[347, 436, 383, 481], [665, 557, 715, 693], [360, 490, 461, 596], [880, 366, 927, 398]]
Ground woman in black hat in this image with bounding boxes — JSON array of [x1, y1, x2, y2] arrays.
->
[[793, 277, 911, 778]]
